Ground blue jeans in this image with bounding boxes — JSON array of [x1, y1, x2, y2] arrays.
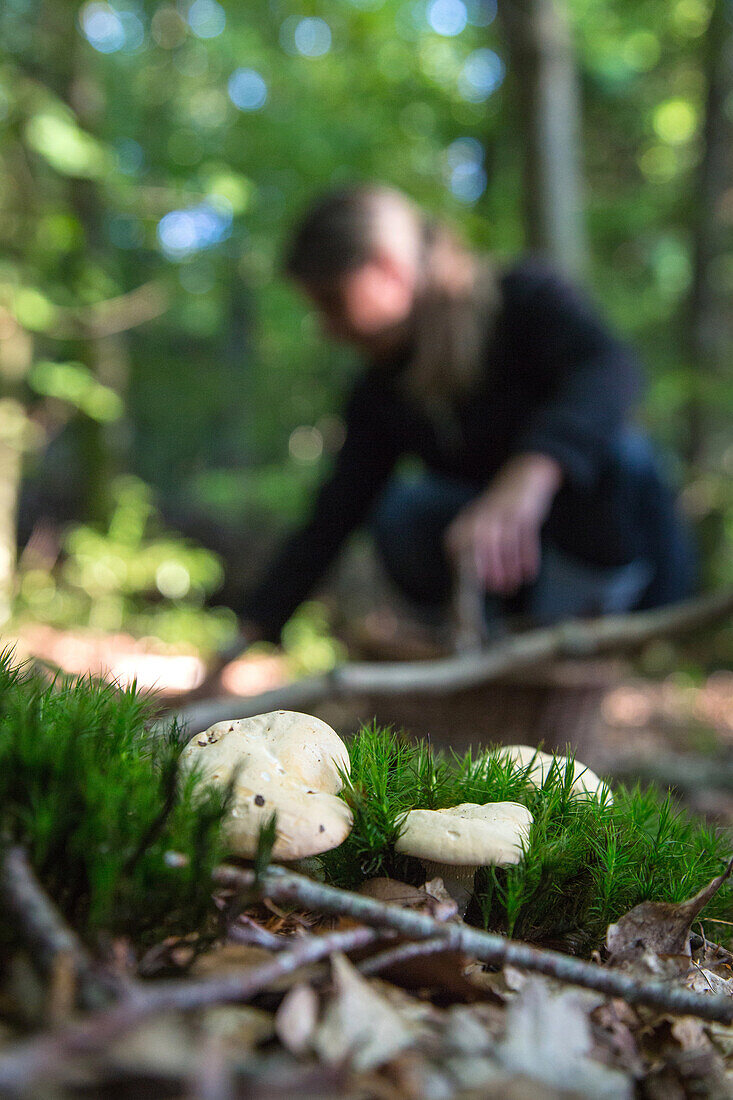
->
[[370, 435, 697, 628]]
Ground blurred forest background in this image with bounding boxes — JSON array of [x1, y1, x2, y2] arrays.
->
[[0, 0, 731, 681]]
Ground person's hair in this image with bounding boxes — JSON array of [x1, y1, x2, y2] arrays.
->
[[282, 183, 500, 409]]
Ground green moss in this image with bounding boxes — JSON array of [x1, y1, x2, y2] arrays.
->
[[0, 650, 228, 946], [322, 723, 733, 954]]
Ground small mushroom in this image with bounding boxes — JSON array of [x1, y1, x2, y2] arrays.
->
[[180, 710, 352, 861], [394, 801, 533, 915], [495, 744, 612, 802]]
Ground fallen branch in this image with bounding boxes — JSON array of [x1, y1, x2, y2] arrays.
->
[[169, 675, 333, 737], [0, 924, 384, 1094], [0, 847, 120, 1010], [174, 590, 733, 734], [609, 752, 733, 794], [215, 865, 733, 1026]]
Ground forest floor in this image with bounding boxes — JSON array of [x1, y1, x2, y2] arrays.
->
[[3, 616, 733, 1097]]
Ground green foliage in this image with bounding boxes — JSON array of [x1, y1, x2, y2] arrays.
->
[[253, 813, 278, 883], [14, 475, 235, 651], [1, 0, 730, 553], [0, 650, 228, 946], [323, 724, 733, 953]]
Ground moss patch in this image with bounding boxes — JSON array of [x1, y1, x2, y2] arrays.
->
[[0, 650, 228, 946], [322, 723, 733, 953]]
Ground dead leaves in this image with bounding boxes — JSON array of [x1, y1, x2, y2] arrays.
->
[[4, 866, 733, 1098], [500, 980, 632, 1099], [314, 954, 418, 1071], [606, 858, 733, 970]]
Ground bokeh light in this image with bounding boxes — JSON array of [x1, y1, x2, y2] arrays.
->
[[652, 98, 698, 145], [155, 560, 191, 599], [151, 6, 187, 48], [445, 136, 486, 203], [80, 2, 126, 53], [458, 48, 505, 101], [288, 425, 324, 464], [427, 0, 468, 37], [115, 138, 144, 175], [157, 198, 233, 260], [117, 10, 144, 52], [228, 68, 268, 111], [294, 17, 332, 57], [187, 0, 226, 39]]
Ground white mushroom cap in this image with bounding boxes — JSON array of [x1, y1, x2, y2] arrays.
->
[[395, 802, 533, 868], [495, 744, 612, 802], [180, 710, 352, 861]]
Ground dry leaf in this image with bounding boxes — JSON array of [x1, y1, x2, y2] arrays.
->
[[189, 943, 273, 977], [592, 1000, 646, 1079], [686, 964, 733, 998], [358, 878, 431, 907], [314, 953, 417, 1071], [199, 1005, 275, 1049], [606, 859, 733, 967], [499, 978, 633, 1099], [108, 1013, 197, 1076], [670, 1016, 711, 1052], [275, 983, 319, 1055], [358, 876, 459, 921]]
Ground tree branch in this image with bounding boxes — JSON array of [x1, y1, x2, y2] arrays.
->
[[0, 924, 385, 1093], [172, 590, 733, 735], [0, 847, 120, 1009], [214, 865, 733, 1025]]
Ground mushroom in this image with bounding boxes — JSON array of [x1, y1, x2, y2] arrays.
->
[[495, 744, 612, 802], [180, 710, 353, 861], [394, 801, 533, 915]]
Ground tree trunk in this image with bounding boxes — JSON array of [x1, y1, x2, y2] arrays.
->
[[0, 318, 33, 625], [498, 0, 587, 277], [685, 2, 733, 466]]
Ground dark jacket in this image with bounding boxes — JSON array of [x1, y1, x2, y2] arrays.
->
[[242, 259, 643, 640]]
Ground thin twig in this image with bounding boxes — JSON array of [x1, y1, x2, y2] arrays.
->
[[0, 847, 120, 1009], [214, 865, 733, 1025], [173, 590, 733, 735], [357, 935, 453, 977], [227, 916, 291, 951], [0, 924, 384, 1094]]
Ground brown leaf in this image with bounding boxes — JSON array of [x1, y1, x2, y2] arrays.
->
[[592, 1000, 646, 1079], [373, 946, 484, 1003], [357, 878, 430, 907], [606, 858, 733, 967], [189, 943, 273, 977], [355, 878, 471, 999]]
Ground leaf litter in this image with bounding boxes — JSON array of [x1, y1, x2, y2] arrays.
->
[[3, 867, 733, 1097]]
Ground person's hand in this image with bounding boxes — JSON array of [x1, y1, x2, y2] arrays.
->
[[444, 454, 562, 595]]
